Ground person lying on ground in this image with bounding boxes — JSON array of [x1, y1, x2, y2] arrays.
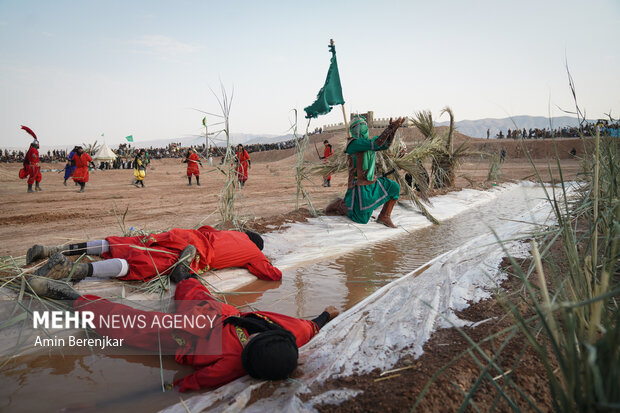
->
[[26, 226, 281, 283], [28, 276, 339, 391]]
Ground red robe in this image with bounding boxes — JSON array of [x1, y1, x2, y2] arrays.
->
[[323, 145, 334, 180], [234, 150, 250, 182], [74, 278, 319, 391], [102, 226, 281, 281], [23, 147, 41, 184], [186, 152, 200, 177], [71, 152, 93, 183]]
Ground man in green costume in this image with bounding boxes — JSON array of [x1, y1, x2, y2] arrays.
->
[[326, 116, 405, 228]]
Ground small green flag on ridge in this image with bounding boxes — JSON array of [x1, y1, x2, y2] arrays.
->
[[202, 117, 207, 127], [304, 42, 345, 119], [125, 135, 133, 142]]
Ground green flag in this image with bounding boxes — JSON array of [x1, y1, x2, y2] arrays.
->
[[125, 135, 133, 142], [304, 43, 345, 119], [202, 117, 207, 127]]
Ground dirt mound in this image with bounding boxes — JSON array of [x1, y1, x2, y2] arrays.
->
[[248, 128, 588, 165]]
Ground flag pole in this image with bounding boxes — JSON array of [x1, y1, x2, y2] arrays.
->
[[341, 104, 350, 138], [330, 39, 350, 139]]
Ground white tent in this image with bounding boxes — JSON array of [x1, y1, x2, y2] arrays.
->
[[92, 143, 117, 161]]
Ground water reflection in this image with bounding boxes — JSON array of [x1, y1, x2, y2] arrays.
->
[[228, 185, 548, 315]]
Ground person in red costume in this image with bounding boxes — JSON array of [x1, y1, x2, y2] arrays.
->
[[26, 227, 281, 283], [22, 140, 42, 193], [234, 144, 251, 188], [320, 139, 334, 187], [70, 146, 96, 193], [183, 147, 202, 186], [28, 277, 339, 391]]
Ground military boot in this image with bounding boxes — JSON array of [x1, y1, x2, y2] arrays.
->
[[27, 244, 62, 265], [169, 245, 197, 283], [28, 277, 80, 301], [34, 252, 90, 282]]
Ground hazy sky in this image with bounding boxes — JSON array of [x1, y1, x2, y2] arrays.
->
[[1, 0, 618, 147]]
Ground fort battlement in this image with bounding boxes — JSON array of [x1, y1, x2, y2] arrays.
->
[[323, 111, 411, 132]]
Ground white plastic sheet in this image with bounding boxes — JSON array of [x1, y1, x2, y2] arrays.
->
[[161, 183, 559, 412]]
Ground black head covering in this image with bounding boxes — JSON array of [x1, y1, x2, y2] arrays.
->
[[244, 230, 264, 251], [241, 329, 298, 380], [224, 315, 298, 380]]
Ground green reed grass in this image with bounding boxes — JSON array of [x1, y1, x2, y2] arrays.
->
[[412, 126, 619, 412]]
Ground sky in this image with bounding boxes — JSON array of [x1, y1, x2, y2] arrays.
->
[[1, 0, 619, 148]]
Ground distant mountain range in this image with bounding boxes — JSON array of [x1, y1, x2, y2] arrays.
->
[[436, 115, 589, 138]]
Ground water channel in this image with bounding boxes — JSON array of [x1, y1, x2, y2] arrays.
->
[[0, 184, 550, 412]]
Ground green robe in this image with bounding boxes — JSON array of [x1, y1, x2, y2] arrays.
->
[[344, 136, 400, 224]]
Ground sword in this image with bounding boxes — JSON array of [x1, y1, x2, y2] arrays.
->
[[381, 169, 396, 178]]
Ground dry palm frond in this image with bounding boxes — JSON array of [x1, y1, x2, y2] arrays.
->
[[82, 140, 101, 155], [431, 140, 479, 189], [307, 143, 349, 177], [409, 110, 437, 140], [384, 136, 444, 201], [440, 106, 455, 153], [375, 147, 439, 224]]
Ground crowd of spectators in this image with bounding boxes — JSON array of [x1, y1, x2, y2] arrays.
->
[[3, 120, 618, 164], [1, 148, 69, 163], [5, 121, 614, 164], [494, 121, 619, 139], [1, 136, 307, 165]]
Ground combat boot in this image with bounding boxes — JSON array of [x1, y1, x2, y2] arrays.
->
[[28, 184, 34, 193], [169, 245, 197, 283], [34, 252, 90, 282], [35, 183, 43, 191], [27, 244, 62, 265], [28, 277, 80, 301]]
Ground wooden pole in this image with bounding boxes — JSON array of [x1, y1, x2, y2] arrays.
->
[[341, 104, 351, 138]]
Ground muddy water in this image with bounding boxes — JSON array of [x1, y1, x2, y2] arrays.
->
[[227, 184, 549, 318], [0, 185, 549, 412]]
